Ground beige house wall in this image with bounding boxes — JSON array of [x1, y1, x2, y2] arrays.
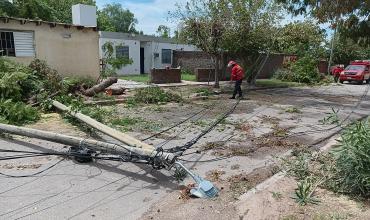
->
[[1, 20, 100, 79]]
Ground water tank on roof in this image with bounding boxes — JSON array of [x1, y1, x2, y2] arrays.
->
[[72, 4, 97, 27]]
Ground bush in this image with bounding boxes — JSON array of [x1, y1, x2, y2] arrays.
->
[[29, 59, 63, 93], [61, 76, 96, 94], [0, 99, 40, 125], [274, 56, 322, 84], [130, 87, 182, 104], [0, 58, 39, 101], [333, 120, 370, 197]]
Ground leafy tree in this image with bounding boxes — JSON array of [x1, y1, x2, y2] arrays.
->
[[0, 0, 18, 16], [276, 0, 370, 45], [9, 0, 57, 21], [0, 0, 95, 23], [157, 25, 171, 38], [173, 0, 230, 88], [43, 0, 96, 23], [332, 37, 370, 65], [273, 21, 326, 57], [222, 0, 282, 84], [97, 3, 138, 33], [101, 41, 133, 79]]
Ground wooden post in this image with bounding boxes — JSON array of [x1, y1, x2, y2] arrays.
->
[[0, 123, 174, 163], [52, 100, 155, 151]]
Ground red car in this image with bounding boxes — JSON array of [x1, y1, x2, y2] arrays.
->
[[339, 60, 370, 84]]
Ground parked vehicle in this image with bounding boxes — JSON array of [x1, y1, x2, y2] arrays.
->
[[339, 60, 370, 84]]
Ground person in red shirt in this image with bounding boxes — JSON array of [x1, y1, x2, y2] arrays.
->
[[332, 64, 344, 82], [228, 60, 245, 99]]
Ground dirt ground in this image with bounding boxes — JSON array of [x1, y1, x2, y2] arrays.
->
[[1, 83, 370, 220]]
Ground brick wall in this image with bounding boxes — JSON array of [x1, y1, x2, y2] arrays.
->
[[318, 60, 329, 74], [195, 68, 229, 82], [150, 68, 181, 84], [173, 51, 214, 73]]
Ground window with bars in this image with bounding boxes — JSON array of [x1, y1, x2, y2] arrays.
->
[[116, 46, 129, 58], [161, 49, 171, 64], [0, 31, 15, 57]]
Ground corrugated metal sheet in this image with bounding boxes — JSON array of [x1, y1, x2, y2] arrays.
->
[[13, 32, 35, 57]]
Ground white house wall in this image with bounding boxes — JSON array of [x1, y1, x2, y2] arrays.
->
[[99, 37, 141, 75], [141, 41, 153, 74], [99, 34, 199, 75]]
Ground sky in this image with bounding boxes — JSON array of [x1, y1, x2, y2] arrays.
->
[[96, 0, 185, 35], [95, 0, 333, 38]]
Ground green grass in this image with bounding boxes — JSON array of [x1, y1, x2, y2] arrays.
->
[[119, 73, 196, 83], [255, 79, 303, 88], [119, 74, 149, 83], [181, 73, 196, 81]]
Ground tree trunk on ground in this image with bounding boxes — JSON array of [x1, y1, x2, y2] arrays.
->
[[82, 77, 118, 97], [214, 55, 220, 88], [105, 87, 126, 96]]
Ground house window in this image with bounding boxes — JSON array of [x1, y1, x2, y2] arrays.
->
[[161, 49, 172, 64], [0, 31, 15, 57], [116, 46, 129, 58]]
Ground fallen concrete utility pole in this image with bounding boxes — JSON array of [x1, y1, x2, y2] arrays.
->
[[52, 100, 155, 151], [0, 123, 174, 165], [0, 123, 219, 198]]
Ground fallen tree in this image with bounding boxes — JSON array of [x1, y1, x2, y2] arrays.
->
[[82, 77, 118, 97]]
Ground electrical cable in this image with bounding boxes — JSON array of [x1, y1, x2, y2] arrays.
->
[[0, 158, 65, 178], [177, 155, 231, 163], [154, 101, 219, 148], [167, 99, 240, 154], [141, 103, 215, 141]]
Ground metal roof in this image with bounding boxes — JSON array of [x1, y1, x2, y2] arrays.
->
[[99, 31, 179, 44]]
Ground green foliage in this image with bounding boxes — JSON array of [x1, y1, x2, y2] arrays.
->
[[273, 21, 326, 57], [97, 3, 138, 33], [285, 107, 302, 114], [61, 76, 96, 94], [101, 41, 133, 78], [274, 56, 322, 84], [29, 59, 63, 93], [110, 116, 142, 127], [0, 59, 34, 101], [119, 74, 149, 83], [320, 108, 340, 125], [277, 0, 370, 46], [271, 191, 283, 200], [0, 0, 95, 22], [283, 120, 370, 199], [194, 87, 212, 96], [333, 120, 370, 197], [0, 99, 40, 125], [283, 152, 311, 180], [332, 37, 370, 65], [130, 87, 182, 104], [293, 179, 320, 206], [157, 25, 171, 38], [181, 71, 196, 81]]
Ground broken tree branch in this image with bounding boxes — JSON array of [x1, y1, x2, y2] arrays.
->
[[82, 77, 118, 97]]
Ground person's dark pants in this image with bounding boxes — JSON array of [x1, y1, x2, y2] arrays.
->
[[232, 80, 243, 98]]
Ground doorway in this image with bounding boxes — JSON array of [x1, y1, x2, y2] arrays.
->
[[140, 47, 145, 74]]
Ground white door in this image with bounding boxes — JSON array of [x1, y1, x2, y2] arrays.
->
[[13, 32, 35, 57]]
